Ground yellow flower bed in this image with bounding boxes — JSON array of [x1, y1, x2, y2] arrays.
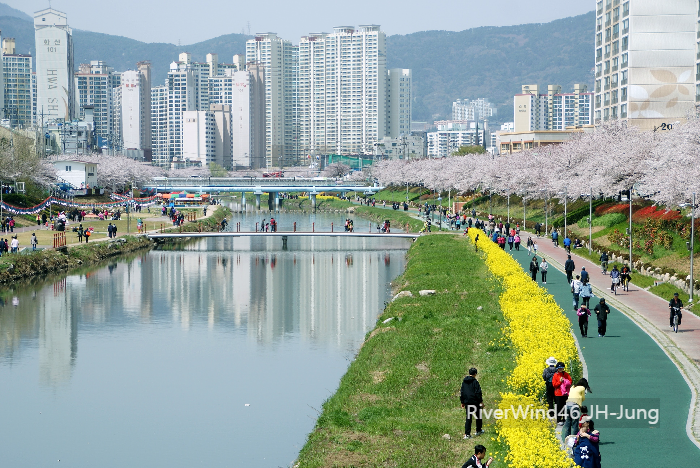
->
[[469, 229, 577, 467], [316, 195, 340, 200]]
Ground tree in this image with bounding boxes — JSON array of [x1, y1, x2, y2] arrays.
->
[[208, 162, 228, 177], [323, 162, 351, 178], [453, 145, 486, 155]]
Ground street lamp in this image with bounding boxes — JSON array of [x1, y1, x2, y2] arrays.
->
[[507, 193, 510, 224], [681, 193, 697, 302], [581, 187, 593, 256], [558, 186, 568, 240], [540, 189, 549, 235]]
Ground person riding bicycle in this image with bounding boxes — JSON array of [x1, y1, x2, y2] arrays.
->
[[599, 252, 609, 274], [669, 293, 683, 329], [620, 264, 632, 290], [610, 265, 621, 292], [552, 229, 559, 247], [563, 236, 572, 253]]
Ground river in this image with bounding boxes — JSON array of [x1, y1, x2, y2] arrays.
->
[[0, 210, 409, 467]]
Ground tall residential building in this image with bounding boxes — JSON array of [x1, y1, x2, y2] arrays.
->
[[182, 104, 231, 167], [208, 68, 266, 169], [75, 61, 120, 146], [151, 85, 168, 166], [427, 121, 488, 158], [167, 60, 197, 160], [246, 33, 299, 167], [595, 0, 696, 130], [514, 84, 592, 132], [0, 32, 5, 120], [121, 62, 152, 161], [296, 25, 388, 158], [386, 68, 412, 138], [2, 38, 33, 128], [550, 84, 594, 130], [452, 98, 497, 121], [34, 8, 75, 122]]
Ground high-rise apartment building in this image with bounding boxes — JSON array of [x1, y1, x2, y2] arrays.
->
[[246, 33, 299, 167], [151, 85, 168, 166], [167, 60, 197, 160], [514, 84, 593, 132], [121, 62, 152, 161], [75, 61, 120, 146], [182, 105, 231, 168], [452, 98, 497, 121], [386, 68, 412, 138], [34, 8, 75, 122], [296, 25, 388, 158], [2, 38, 33, 128], [595, 0, 696, 130]]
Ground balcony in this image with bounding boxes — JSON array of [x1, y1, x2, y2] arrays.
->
[[621, 111, 627, 118], [622, 28, 629, 35], [697, 95, 700, 102], [613, 31, 619, 40], [605, 20, 612, 27], [612, 65, 618, 72], [612, 96, 618, 104], [596, 71, 602, 78], [596, 85, 602, 93], [604, 101, 611, 107], [597, 7, 603, 15], [621, 78, 628, 86], [622, 43, 628, 52], [697, 73, 700, 81], [595, 101, 601, 109], [597, 38, 602, 47], [604, 84, 611, 91]]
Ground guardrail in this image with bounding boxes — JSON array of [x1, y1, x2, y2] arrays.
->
[[145, 177, 377, 188]]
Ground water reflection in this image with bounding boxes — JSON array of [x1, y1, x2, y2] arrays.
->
[[0, 234, 407, 467]]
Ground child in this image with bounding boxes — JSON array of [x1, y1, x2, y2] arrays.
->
[[533, 241, 539, 256]]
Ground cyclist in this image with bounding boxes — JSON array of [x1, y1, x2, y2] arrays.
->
[[620, 264, 632, 291], [610, 265, 621, 294], [669, 293, 683, 331], [599, 252, 609, 275], [552, 228, 559, 247], [563, 235, 572, 253]]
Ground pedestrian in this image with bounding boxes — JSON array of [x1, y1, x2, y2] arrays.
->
[[113, 224, 118, 237], [461, 444, 494, 468], [530, 256, 539, 281], [580, 281, 593, 307], [564, 255, 576, 284], [540, 257, 548, 284], [514, 234, 521, 251], [594, 298, 610, 337], [507, 234, 514, 251], [552, 362, 572, 425], [573, 418, 601, 468], [36, 214, 41, 226], [535, 222, 541, 237], [571, 275, 583, 310], [580, 267, 589, 284], [563, 378, 592, 441], [543, 357, 557, 412], [107, 223, 113, 238], [460, 367, 484, 439], [533, 240, 539, 256], [577, 305, 591, 337], [78, 224, 84, 243], [85, 229, 91, 242], [526, 236, 533, 255], [10, 236, 19, 253], [474, 233, 479, 252], [0, 238, 5, 257], [31, 233, 38, 251]]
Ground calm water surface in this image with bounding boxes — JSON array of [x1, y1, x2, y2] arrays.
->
[[0, 212, 408, 467]]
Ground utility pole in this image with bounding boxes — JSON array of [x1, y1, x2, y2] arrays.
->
[[690, 192, 695, 303]]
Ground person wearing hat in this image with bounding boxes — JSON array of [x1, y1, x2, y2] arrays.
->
[[593, 298, 611, 337], [551, 362, 572, 425], [542, 357, 558, 411], [669, 293, 683, 329]]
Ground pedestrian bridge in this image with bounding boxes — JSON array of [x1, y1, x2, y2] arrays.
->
[[148, 232, 419, 240]]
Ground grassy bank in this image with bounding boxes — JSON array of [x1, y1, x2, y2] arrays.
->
[[295, 235, 516, 466], [286, 197, 424, 232]]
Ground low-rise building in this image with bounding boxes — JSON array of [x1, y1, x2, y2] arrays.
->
[[427, 121, 488, 158], [52, 159, 98, 189], [375, 134, 425, 159]]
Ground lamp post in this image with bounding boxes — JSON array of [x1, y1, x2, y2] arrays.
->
[[507, 193, 510, 224], [691, 192, 696, 303], [523, 197, 526, 228], [588, 187, 593, 256], [628, 186, 633, 267]]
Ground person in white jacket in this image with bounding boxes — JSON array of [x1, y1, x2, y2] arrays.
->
[[540, 258, 549, 284]]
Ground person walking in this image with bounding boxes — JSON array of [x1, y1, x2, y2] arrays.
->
[[107, 223, 113, 239], [571, 275, 583, 310], [564, 255, 576, 284], [577, 305, 591, 337], [552, 362, 572, 425], [540, 257, 549, 284], [530, 256, 539, 281], [31, 233, 38, 251], [563, 378, 592, 441], [533, 240, 539, 256], [594, 298, 610, 337], [580, 267, 589, 284], [580, 280, 593, 307], [526, 236, 533, 256], [77, 224, 84, 243], [10, 236, 19, 254], [514, 234, 521, 251], [507, 233, 514, 251], [543, 357, 558, 412], [461, 444, 494, 468], [460, 368, 484, 439]]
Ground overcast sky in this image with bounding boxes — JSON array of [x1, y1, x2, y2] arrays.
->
[[12, 0, 593, 45]]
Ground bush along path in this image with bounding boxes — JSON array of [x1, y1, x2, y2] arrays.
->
[[504, 236, 700, 464], [295, 235, 516, 466]]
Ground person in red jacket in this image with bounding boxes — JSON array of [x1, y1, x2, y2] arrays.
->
[[551, 362, 572, 425]]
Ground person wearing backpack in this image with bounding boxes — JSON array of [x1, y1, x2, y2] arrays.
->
[[542, 357, 557, 411], [552, 362, 572, 425]]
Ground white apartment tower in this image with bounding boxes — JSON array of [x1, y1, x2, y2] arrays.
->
[[182, 104, 231, 167], [2, 38, 33, 128], [151, 85, 168, 166], [296, 25, 388, 157], [167, 61, 197, 160], [34, 8, 75, 122], [75, 61, 120, 146], [452, 98, 497, 121], [246, 33, 299, 167], [595, 0, 697, 130], [386, 68, 412, 138], [121, 62, 152, 161]]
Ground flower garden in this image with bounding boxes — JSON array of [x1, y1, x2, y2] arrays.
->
[[469, 229, 579, 468]]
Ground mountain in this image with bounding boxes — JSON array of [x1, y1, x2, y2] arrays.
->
[[0, 2, 30, 21], [0, 8, 594, 123], [387, 11, 595, 123]]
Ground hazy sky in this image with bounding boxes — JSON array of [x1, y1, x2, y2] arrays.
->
[[12, 0, 593, 45]]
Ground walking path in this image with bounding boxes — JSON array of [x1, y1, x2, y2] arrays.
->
[[506, 232, 700, 463]]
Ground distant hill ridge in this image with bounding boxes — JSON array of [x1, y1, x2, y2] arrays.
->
[[0, 6, 594, 123]]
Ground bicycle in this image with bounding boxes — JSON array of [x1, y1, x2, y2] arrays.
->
[[621, 275, 630, 292], [601, 261, 608, 275], [611, 276, 619, 295], [671, 306, 682, 333]]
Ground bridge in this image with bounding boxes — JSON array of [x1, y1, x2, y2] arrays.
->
[[142, 177, 384, 210], [147, 231, 419, 248]]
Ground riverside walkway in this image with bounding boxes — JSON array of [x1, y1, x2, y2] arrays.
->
[[506, 233, 700, 464]]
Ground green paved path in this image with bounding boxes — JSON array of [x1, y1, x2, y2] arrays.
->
[[508, 246, 700, 464]]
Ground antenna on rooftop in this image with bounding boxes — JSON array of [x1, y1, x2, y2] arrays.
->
[[247, 21, 251, 36]]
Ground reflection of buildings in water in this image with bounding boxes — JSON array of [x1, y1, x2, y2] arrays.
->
[[38, 285, 78, 387]]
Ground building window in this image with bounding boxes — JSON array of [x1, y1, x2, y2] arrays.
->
[[621, 36, 628, 51], [621, 87, 627, 101], [623, 1, 629, 17], [621, 103, 627, 117], [621, 53, 628, 67], [604, 108, 610, 120]]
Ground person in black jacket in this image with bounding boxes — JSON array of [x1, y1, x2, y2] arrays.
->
[[460, 368, 484, 439], [529, 256, 539, 281], [564, 255, 576, 284], [461, 444, 494, 468]]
